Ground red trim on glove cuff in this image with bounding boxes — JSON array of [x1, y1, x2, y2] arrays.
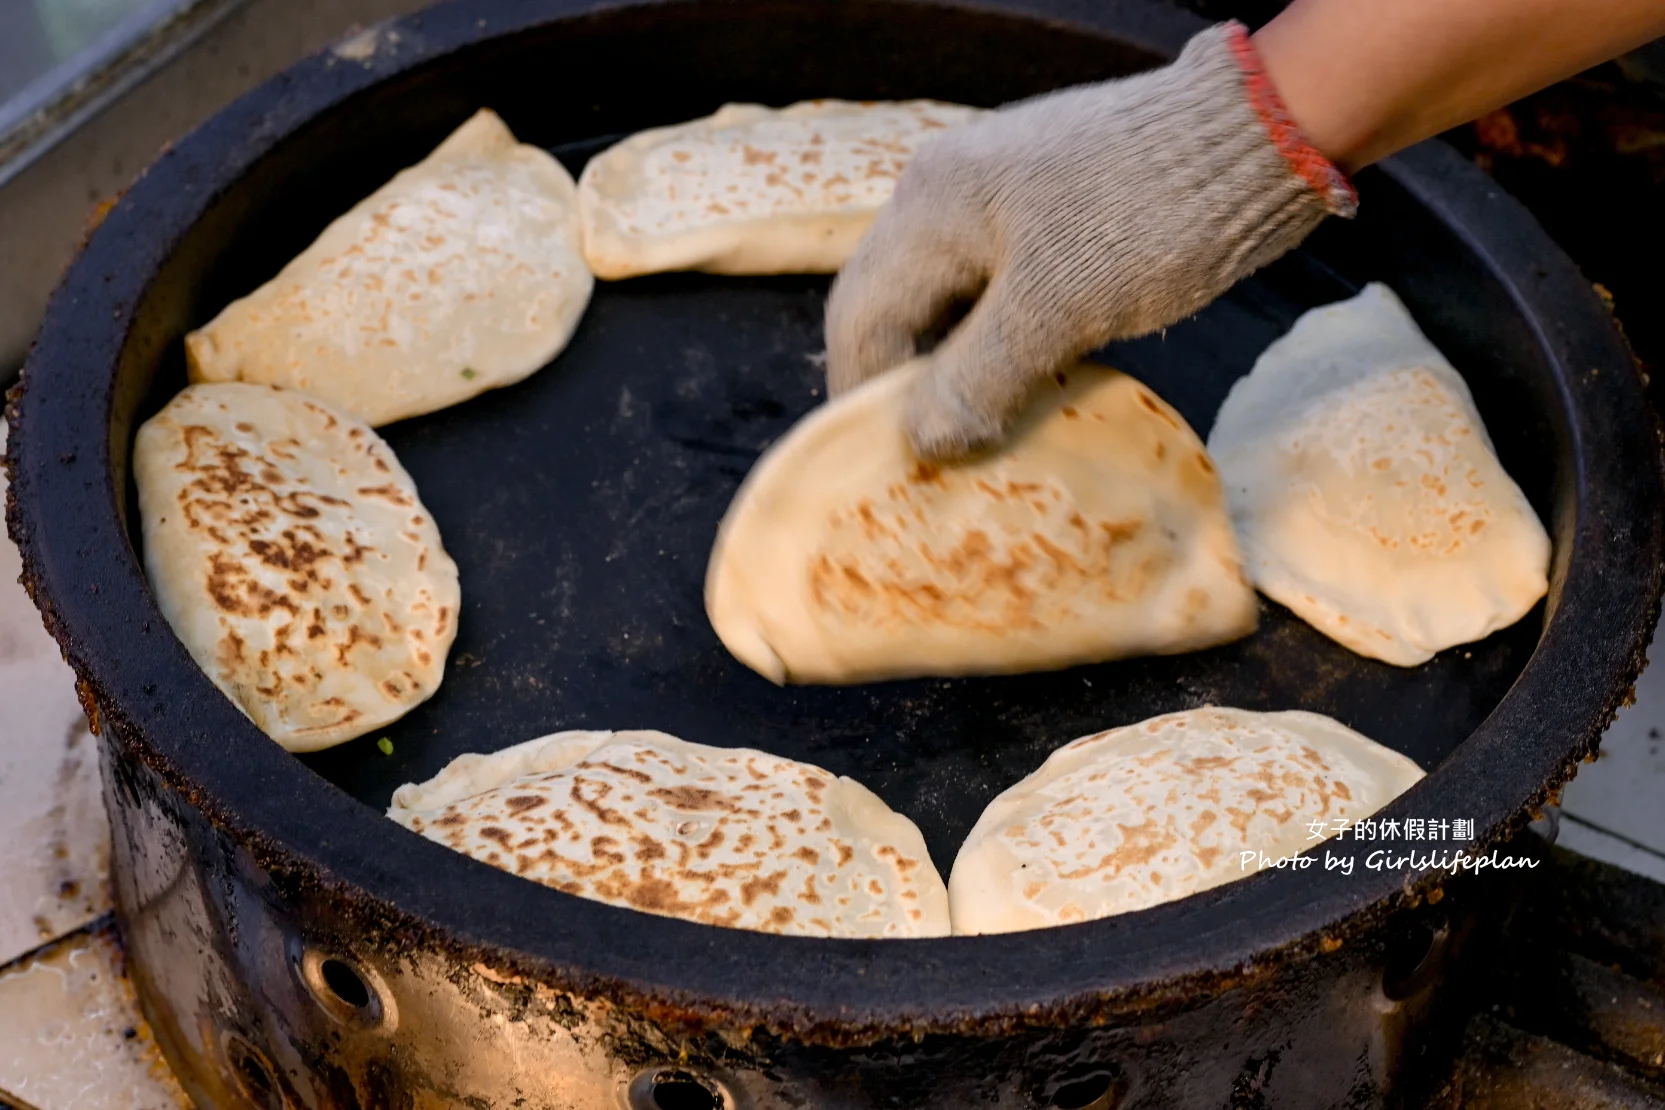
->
[[1225, 22, 1358, 217]]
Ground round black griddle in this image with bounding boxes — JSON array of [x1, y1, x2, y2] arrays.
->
[[302, 250, 1538, 874], [6, 1, 1662, 1107]]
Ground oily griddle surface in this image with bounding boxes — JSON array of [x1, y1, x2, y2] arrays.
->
[[298, 199, 1539, 873]]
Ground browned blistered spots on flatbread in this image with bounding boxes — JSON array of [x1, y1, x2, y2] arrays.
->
[[569, 777, 630, 828], [1134, 389, 1179, 429], [1239, 367, 1515, 565], [136, 384, 459, 750], [181, 111, 589, 429], [740, 871, 787, 906], [390, 732, 943, 938], [875, 845, 921, 874], [597, 102, 983, 245], [648, 785, 739, 812], [969, 709, 1420, 929], [810, 478, 1160, 633], [335, 623, 382, 664], [909, 461, 944, 486], [753, 368, 1246, 661], [356, 483, 415, 507]]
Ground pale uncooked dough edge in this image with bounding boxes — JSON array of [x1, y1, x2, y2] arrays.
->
[[388, 729, 621, 814], [579, 205, 878, 279]]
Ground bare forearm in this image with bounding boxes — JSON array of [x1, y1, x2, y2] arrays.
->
[[1254, 0, 1665, 172]]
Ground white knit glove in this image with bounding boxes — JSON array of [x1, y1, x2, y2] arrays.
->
[[825, 22, 1357, 459]]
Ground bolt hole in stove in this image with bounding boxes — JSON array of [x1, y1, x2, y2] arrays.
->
[[1042, 1067, 1128, 1110], [629, 1069, 735, 1110], [1381, 916, 1452, 1004], [224, 1035, 283, 1110], [2, 1, 1665, 1109], [317, 960, 370, 1013], [292, 944, 395, 1030]]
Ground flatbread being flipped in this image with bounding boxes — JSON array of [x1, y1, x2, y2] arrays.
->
[[706, 361, 1257, 685], [387, 729, 950, 938], [949, 707, 1424, 934], [577, 99, 983, 278], [1207, 283, 1551, 666], [185, 109, 592, 426], [135, 383, 459, 752]]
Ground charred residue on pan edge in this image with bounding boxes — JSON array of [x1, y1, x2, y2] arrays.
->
[[76, 709, 1619, 1052], [6, 369, 1661, 1049]]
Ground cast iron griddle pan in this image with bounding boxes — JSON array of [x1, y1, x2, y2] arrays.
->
[[14, 0, 1660, 1033], [128, 103, 1584, 872], [289, 190, 1538, 873]]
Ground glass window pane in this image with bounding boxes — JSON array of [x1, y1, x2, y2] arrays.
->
[[0, 0, 197, 139]]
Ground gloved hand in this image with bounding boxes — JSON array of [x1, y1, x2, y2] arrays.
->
[[825, 21, 1357, 460]]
